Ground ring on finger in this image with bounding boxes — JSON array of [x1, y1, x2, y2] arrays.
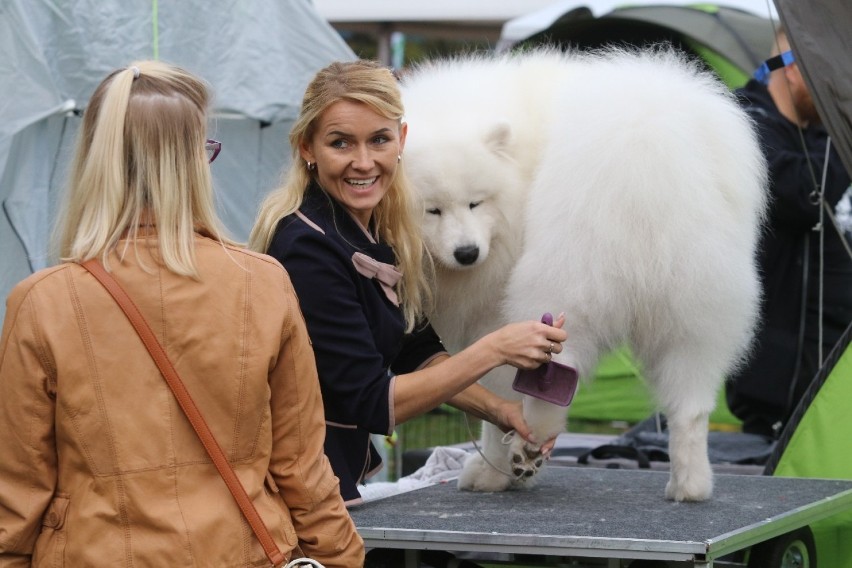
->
[[546, 341, 554, 354]]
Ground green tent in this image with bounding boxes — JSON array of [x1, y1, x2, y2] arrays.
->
[[762, 323, 852, 567], [502, 3, 775, 89]]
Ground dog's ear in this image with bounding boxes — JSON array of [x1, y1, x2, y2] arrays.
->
[[483, 121, 513, 159]]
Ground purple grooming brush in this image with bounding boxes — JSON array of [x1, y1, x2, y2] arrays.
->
[[512, 313, 579, 406]]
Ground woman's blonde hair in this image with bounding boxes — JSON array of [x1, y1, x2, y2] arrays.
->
[[249, 60, 432, 330], [56, 60, 233, 276]]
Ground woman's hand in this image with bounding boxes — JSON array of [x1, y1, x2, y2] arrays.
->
[[488, 312, 568, 369], [489, 398, 558, 456], [397, 313, 568, 425]]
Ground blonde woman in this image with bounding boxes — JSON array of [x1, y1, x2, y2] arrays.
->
[[0, 61, 363, 567], [250, 60, 567, 513]]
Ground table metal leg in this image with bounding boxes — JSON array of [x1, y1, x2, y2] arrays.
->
[[403, 549, 419, 568]]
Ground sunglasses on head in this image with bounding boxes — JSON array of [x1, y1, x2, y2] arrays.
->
[[754, 50, 795, 84]]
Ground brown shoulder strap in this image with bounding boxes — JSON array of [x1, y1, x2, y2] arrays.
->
[[81, 259, 285, 567]]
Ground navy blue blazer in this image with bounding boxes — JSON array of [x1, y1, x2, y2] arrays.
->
[[267, 183, 446, 503]]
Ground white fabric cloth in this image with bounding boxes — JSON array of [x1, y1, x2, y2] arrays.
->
[[358, 446, 470, 502]]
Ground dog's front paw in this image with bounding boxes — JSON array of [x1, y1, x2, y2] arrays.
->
[[505, 432, 545, 484], [457, 452, 512, 492]]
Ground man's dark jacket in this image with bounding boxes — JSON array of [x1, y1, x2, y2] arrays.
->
[[727, 79, 852, 436]]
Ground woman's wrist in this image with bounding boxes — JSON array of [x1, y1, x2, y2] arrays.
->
[[447, 382, 493, 422], [471, 385, 502, 424], [474, 330, 507, 369]]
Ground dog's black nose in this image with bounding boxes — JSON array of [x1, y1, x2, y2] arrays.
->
[[453, 245, 479, 265]]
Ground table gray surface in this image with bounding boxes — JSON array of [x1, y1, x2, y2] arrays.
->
[[350, 467, 852, 559]]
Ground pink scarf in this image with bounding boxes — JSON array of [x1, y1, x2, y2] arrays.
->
[[351, 252, 402, 306]]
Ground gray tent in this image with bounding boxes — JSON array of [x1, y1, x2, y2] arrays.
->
[[778, 1, 852, 179], [0, 0, 355, 323], [499, 2, 777, 90]]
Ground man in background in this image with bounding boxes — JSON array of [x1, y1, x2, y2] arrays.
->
[[726, 27, 852, 437]]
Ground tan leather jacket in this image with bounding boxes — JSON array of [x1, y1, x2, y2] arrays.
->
[[0, 235, 364, 567]]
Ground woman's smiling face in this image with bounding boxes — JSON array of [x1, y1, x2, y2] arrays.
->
[[301, 100, 407, 227]]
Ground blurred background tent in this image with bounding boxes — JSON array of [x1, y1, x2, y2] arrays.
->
[[499, 1, 778, 88], [0, 0, 355, 323], [778, 0, 852, 178]]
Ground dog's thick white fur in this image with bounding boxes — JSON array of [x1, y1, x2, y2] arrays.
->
[[400, 48, 767, 501]]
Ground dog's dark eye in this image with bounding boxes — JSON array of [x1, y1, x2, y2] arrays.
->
[[427, 207, 441, 216], [469, 201, 482, 210]]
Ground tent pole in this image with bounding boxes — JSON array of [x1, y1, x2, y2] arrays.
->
[[152, 0, 159, 60]]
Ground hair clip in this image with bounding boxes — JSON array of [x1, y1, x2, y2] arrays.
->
[[131, 66, 141, 79], [753, 50, 794, 84]]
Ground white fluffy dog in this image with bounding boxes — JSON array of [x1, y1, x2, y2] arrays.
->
[[400, 48, 767, 502]]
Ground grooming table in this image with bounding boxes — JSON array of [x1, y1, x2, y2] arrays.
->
[[349, 466, 852, 567]]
